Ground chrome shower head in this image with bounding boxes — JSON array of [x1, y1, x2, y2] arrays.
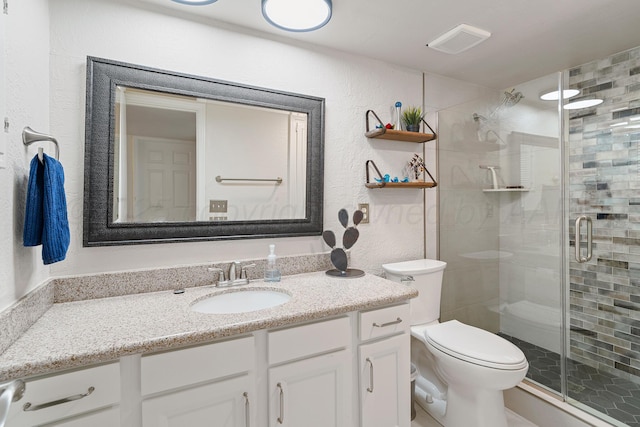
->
[[501, 89, 524, 107]]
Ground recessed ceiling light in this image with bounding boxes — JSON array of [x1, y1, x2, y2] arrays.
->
[[563, 99, 603, 110], [170, 0, 218, 5], [262, 0, 332, 32], [539, 89, 580, 101], [427, 24, 491, 54]]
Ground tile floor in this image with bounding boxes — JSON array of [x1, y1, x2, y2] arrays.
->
[[500, 333, 640, 426]]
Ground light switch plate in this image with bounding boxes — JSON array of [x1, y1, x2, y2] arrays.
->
[[210, 200, 228, 213], [358, 203, 370, 224]]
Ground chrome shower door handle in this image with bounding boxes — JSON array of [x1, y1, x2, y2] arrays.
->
[[574, 216, 593, 263]]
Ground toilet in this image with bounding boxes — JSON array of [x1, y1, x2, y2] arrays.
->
[[382, 259, 528, 427]]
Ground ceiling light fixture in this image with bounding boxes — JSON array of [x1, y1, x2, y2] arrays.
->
[[170, 0, 218, 5], [262, 0, 332, 32], [427, 24, 491, 54], [563, 98, 603, 110], [539, 89, 580, 101]]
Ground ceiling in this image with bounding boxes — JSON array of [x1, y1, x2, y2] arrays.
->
[[136, 0, 640, 89]]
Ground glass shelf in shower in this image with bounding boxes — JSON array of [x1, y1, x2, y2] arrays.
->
[[482, 188, 530, 192]]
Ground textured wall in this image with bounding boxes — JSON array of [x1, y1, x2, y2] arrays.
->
[[48, 0, 428, 277], [0, 0, 51, 312], [568, 46, 640, 381], [1, 0, 490, 312]]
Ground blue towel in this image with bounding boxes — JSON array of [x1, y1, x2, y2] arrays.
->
[[23, 153, 70, 265]]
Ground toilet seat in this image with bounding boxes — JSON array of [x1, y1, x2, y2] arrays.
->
[[425, 320, 528, 370]]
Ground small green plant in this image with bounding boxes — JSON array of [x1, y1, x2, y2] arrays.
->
[[402, 106, 424, 130]]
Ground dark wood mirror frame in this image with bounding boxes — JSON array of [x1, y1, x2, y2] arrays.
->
[[83, 57, 324, 246]]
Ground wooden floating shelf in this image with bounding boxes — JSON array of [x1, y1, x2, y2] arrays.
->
[[365, 182, 437, 189], [365, 128, 436, 143]]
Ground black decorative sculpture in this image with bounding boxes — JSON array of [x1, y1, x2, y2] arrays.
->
[[322, 209, 365, 278]]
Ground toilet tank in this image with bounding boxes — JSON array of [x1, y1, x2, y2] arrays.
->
[[382, 259, 447, 326]]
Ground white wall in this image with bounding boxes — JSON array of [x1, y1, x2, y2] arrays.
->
[[0, 0, 51, 311], [0, 0, 490, 311], [47, 0, 429, 277]]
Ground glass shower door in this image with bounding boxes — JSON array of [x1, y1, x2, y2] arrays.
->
[[564, 49, 640, 426]]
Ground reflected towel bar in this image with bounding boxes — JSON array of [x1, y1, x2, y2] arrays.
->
[[216, 175, 283, 184]]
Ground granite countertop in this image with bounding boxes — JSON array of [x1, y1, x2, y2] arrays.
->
[[0, 271, 416, 382]]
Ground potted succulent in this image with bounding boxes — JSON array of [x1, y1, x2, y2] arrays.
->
[[402, 106, 423, 132]]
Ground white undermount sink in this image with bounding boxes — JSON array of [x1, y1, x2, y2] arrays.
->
[[191, 289, 291, 314]]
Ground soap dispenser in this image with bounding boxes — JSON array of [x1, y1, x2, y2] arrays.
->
[[264, 244, 281, 282]]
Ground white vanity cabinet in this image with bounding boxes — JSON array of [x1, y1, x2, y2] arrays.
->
[[141, 336, 255, 427], [6, 362, 120, 427], [3, 302, 412, 427], [358, 304, 411, 427], [267, 317, 352, 427]]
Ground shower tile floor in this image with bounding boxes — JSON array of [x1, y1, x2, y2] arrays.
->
[[500, 333, 640, 426]]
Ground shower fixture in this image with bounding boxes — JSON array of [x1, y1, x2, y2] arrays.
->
[[472, 113, 487, 123], [500, 88, 524, 107]]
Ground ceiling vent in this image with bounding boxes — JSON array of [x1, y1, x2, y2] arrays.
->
[[427, 24, 491, 54]]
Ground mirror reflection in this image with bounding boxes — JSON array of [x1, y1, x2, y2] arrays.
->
[[114, 87, 307, 223], [83, 57, 324, 246]]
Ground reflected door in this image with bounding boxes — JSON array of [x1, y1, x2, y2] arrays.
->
[[133, 137, 196, 222]]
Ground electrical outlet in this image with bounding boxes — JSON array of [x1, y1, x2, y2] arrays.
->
[[209, 200, 228, 213], [358, 203, 370, 224]]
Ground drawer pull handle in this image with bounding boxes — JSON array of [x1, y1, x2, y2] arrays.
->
[[373, 317, 402, 328], [277, 383, 284, 424], [23, 386, 94, 412], [243, 392, 250, 427], [366, 358, 374, 393]]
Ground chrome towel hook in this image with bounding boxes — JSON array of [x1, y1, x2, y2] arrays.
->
[[22, 127, 60, 161]]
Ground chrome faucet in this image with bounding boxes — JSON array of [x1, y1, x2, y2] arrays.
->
[[229, 261, 241, 282], [209, 262, 255, 287]]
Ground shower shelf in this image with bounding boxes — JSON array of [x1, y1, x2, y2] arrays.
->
[[483, 188, 530, 192]]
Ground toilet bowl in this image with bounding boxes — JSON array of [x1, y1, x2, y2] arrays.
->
[[383, 259, 528, 427]]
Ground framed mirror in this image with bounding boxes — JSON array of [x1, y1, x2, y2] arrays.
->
[[84, 57, 324, 246]]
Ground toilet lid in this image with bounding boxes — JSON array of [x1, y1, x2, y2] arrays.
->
[[425, 320, 528, 370]]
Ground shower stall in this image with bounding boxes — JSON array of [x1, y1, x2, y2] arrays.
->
[[437, 45, 640, 426]]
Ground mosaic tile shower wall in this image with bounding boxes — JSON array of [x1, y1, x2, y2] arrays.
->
[[569, 46, 640, 382]]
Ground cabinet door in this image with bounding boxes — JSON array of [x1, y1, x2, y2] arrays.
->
[[43, 406, 120, 426], [359, 334, 410, 427], [142, 375, 252, 427], [268, 350, 351, 427]]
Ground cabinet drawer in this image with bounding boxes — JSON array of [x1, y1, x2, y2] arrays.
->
[[268, 317, 350, 365], [142, 336, 254, 396], [7, 362, 120, 426], [359, 304, 410, 341]]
